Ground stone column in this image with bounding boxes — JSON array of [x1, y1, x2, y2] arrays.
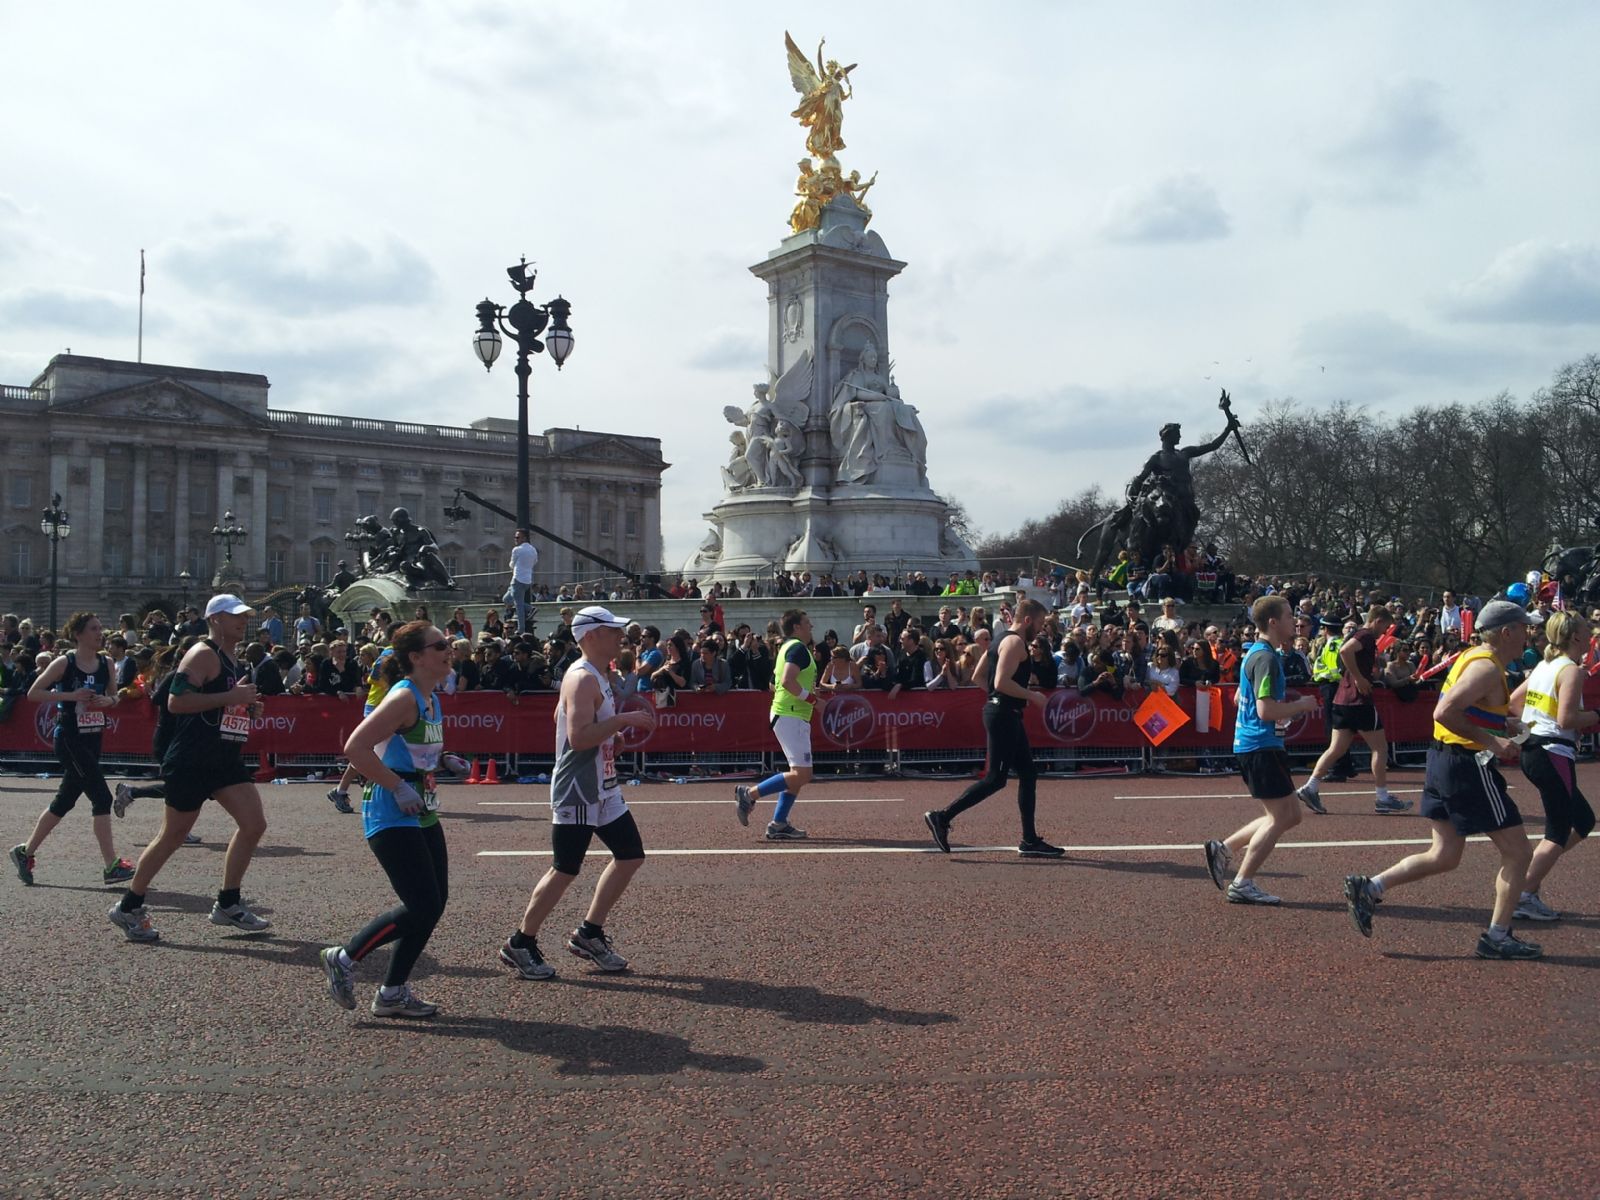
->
[[251, 457, 269, 583], [588, 486, 601, 583], [173, 450, 191, 575], [86, 444, 106, 582], [130, 445, 147, 579], [644, 487, 662, 574]]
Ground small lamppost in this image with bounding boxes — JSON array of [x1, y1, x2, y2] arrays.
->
[[177, 568, 193, 612], [39, 492, 71, 634], [211, 510, 248, 588], [473, 258, 574, 532]]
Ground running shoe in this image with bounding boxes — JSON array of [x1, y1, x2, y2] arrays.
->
[[567, 927, 629, 972], [102, 858, 136, 885], [370, 985, 438, 1018], [733, 785, 755, 828], [1226, 879, 1281, 905], [108, 903, 159, 942], [1343, 874, 1376, 937], [1203, 839, 1232, 891], [184, 832, 202, 845], [499, 937, 557, 980], [209, 901, 272, 932], [1474, 931, 1543, 960], [113, 783, 135, 819], [320, 946, 356, 1010], [1018, 837, 1066, 858], [10, 843, 35, 886], [1373, 793, 1413, 815], [764, 821, 808, 841], [1295, 784, 1327, 815], [1513, 892, 1560, 922], [924, 811, 952, 854], [326, 788, 355, 815]]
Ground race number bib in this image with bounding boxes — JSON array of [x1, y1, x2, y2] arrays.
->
[[220, 705, 252, 743], [422, 772, 440, 812], [76, 707, 106, 732], [601, 740, 618, 792]]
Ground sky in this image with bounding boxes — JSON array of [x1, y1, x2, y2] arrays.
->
[[3, 2, 1598, 569]]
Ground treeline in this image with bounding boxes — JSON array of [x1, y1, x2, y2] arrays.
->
[[978, 354, 1600, 593]]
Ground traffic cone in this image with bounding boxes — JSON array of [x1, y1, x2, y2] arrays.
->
[[253, 752, 274, 783], [482, 757, 501, 785], [464, 758, 482, 785]]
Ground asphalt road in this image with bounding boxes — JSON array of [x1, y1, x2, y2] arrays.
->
[[3, 764, 1597, 1198]]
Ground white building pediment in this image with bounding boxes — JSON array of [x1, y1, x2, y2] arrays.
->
[[52, 377, 271, 429]]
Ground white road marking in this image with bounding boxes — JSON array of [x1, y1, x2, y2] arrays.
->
[[476, 797, 906, 807], [477, 833, 1539, 858]]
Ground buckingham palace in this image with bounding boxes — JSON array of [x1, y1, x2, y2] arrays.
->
[[0, 354, 668, 619]]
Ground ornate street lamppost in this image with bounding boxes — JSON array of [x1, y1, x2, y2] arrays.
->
[[211, 510, 248, 589], [177, 568, 193, 612], [473, 257, 574, 532], [39, 492, 71, 634]]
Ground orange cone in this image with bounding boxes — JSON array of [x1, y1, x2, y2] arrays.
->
[[253, 752, 274, 783], [482, 757, 500, 785], [464, 758, 482, 785]]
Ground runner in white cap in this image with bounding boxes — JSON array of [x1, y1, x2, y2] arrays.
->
[[499, 606, 656, 979], [109, 595, 270, 942]]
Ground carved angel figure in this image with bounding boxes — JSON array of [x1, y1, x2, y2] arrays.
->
[[769, 420, 805, 488], [722, 352, 814, 487], [785, 33, 855, 160], [722, 430, 758, 491]]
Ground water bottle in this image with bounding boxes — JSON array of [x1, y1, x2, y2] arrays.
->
[[516, 776, 538, 785], [272, 778, 290, 786], [536, 772, 550, 784], [671, 776, 687, 785], [624, 779, 641, 787], [36, 772, 50, 780]]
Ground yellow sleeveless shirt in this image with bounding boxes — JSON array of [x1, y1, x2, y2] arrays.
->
[[1433, 645, 1508, 751]]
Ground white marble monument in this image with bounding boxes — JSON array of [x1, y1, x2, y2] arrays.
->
[[685, 191, 978, 584]]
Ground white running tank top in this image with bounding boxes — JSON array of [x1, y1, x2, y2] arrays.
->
[[1521, 655, 1579, 759], [552, 658, 622, 820]]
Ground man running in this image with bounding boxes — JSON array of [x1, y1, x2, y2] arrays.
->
[[734, 610, 830, 840], [1297, 604, 1410, 815], [108, 595, 271, 942], [923, 599, 1065, 857], [1203, 596, 1319, 904], [1343, 600, 1543, 958], [499, 606, 656, 980]]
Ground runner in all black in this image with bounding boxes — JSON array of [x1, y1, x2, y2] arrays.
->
[[10, 612, 134, 886], [1344, 600, 1543, 959], [109, 595, 271, 942], [500, 606, 656, 980], [924, 599, 1064, 857]]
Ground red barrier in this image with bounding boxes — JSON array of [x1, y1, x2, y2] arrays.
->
[[6, 680, 1598, 759]]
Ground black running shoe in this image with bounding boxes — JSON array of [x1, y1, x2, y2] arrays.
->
[[923, 810, 951, 854], [1203, 839, 1231, 891], [1343, 874, 1376, 938], [1474, 931, 1543, 960], [1018, 837, 1066, 858]]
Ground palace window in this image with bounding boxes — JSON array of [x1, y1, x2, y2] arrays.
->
[[268, 548, 286, 587], [149, 478, 169, 514], [314, 550, 331, 585], [8, 474, 31, 508], [314, 490, 334, 522]]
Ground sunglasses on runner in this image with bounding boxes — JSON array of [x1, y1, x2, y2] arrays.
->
[[425, 639, 450, 652]]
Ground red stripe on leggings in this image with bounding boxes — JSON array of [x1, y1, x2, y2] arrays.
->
[[353, 923, 397, 961]]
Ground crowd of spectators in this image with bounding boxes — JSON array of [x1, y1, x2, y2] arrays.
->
[[3, 563, 1590, 719]]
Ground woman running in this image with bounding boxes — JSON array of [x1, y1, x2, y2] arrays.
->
[[1511, 611, 1598, 921], [11, 613, 134, 885], [318, 621, 464, 1019]]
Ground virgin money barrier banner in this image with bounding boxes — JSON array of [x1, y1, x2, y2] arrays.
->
[[5, 683, 1594, 761]]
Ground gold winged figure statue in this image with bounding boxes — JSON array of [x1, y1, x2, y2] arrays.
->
[[785, 32, 855, 159]]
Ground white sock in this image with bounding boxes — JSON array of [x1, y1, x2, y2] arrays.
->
[[1376, 787, 1392, 800], [1367, 877, 1385, 899], [1519, 891, 1535, 901], [379, 984, 405, 1000], [1303, 776, 1320, 793], [335, 948, 354, 970], [1487, 923, 1509, 942]]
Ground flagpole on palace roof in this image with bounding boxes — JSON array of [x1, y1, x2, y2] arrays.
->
[[137, 248, 145, 363]]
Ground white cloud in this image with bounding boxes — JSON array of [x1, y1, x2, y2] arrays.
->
[[1323, 77, 1465, 203], [1442, 240, 1600, 325], [1100, 173, 1230, 244]]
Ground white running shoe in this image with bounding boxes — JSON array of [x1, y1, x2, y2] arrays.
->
[[1513, 892, 1560, 922], [1226, 878, 1282, 905], [499, 937, 557, 980], [209, 901, 271, 932], [567, 928, 629, 972], [320, 946, 356, 1010], [370, 985, 438, 1018], [113, 783, 135, 819], [764, 821, 808, 840], [108, 903, 160, 942]]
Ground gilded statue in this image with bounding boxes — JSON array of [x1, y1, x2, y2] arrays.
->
[[785, 33, 855, 159]]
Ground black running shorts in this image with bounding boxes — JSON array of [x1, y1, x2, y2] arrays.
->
[[1421, 745, 1522, 836], [163, 749, 255, 813], [1330, 702, 1382, 733], [1237, 748, 1295, 800]]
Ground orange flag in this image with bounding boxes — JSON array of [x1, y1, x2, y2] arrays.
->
[[1133, 688, 1190, 747]]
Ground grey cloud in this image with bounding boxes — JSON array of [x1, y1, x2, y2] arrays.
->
[[955, 383, 1200, 451], [0, 286, 142, 332], [1442, 240, 1600, 325], [1100, 173, 1230, 244], [163, 227, 437, 315], [1297, 311, 1520, 389], [1323, 78, 1464, 202], [687, 329, 765, 371]]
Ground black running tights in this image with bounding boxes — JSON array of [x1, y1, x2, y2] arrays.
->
[[942, 705, 1038, 841], [346, 822, 449, 987]]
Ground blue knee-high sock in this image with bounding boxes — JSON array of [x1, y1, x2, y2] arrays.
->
[[773, 791, 796, 823], [755, 773, 787, 798]]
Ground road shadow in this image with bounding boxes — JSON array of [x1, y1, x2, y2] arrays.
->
[[136, 932, 323, 962], [392, 1015, 766, 1077], [439, 809, 532, 825], [561, 972, 956, 1027], [1381, 950, 1600, 969]]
